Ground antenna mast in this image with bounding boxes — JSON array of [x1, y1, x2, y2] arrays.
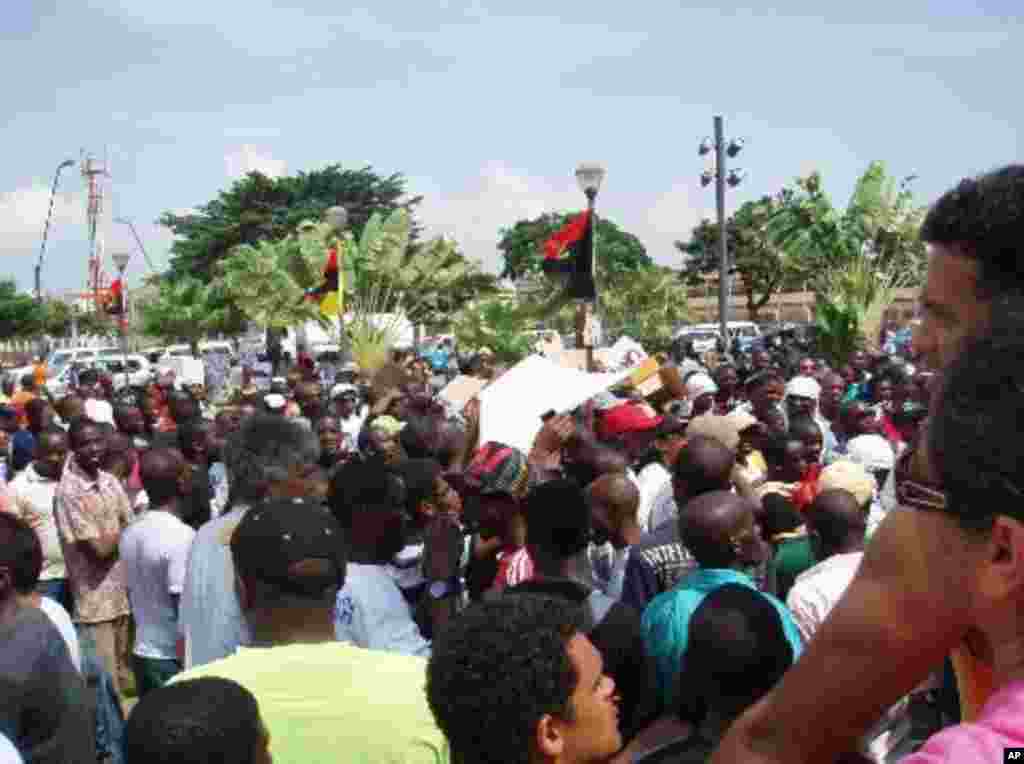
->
[[81, 151, 110, 311]]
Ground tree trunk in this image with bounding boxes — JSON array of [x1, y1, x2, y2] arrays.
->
[[266, 327, 284, 376]]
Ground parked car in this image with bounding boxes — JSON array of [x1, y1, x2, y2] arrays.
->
[[94, 355, 154, 391], [673, 327, 723, 355]]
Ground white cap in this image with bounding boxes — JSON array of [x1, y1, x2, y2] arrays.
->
[[331, 383, 358, 399], [785, 375, 821, 401], [845, 434, 895, 473], [685, 373, 719, 398], [264, 393, 287, 410]]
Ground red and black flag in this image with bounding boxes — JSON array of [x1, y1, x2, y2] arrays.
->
[[105, 279, 124, 315], [541, 209, 596, 300], [305, 248, 340, 317]]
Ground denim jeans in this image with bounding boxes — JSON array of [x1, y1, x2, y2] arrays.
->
[[81, 651, 125, 764], [36, 578, 71, 614]]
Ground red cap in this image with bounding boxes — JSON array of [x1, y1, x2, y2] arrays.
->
[[599, 402, 663, 439]]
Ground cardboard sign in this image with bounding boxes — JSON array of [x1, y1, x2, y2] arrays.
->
[[439, 375, 488, 411], [478, 355, 631, 454]]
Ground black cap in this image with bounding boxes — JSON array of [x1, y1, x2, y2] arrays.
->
[[231, 498, 347, 598]]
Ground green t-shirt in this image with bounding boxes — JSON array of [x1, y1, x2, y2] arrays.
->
[[772, 536, 817, 600], [173, 642, 449, 764]]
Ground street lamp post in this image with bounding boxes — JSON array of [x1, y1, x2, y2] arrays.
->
[[36, 159, 76, 302], [699, 117, 746, 348], [575, 162, 605, 372], [111, 251, 132, 386], [114, 217, 157, 273]]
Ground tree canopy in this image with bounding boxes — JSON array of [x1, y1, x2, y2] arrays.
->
[[765, 161, 927, 279], [676, 195, 800, 321], [498, 212, 653, 281], [0, 280, 46, 339], [139, 277, 239, 351], [162, 164, 421, 283]]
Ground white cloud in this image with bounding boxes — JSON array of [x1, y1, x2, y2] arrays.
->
[[224, 145, 287, 179], [0, 183, 88, 260], [414, 161, 583, 274], [636, 183, 709, 267], [414, 162, 709, 273]]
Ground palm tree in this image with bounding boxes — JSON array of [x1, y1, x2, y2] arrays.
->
[[140, 277, 233, 356]]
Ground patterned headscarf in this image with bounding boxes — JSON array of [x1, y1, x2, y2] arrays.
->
[[464, 442, 531, 499]]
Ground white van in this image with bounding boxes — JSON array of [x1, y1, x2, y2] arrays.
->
[[46, 346, 120, 376]]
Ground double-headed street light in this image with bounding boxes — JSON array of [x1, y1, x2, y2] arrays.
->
[[699, 117, 746, 345]]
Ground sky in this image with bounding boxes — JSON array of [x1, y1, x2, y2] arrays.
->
[[1, 0, 1021, 296]]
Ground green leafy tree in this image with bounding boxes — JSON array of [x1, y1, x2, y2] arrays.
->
[[676, 196, 802, 321], [139, 278, 235, 355], [451, 294, 536, 364], [599, 266, 690, 353], [498, 212, 653, 281], [766, 161, 927, 280], [162, 165, 422, 284], [0, 280, 46, 339], [812, 257, 915, 366]]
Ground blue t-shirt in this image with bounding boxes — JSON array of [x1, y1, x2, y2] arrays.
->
[[641, 567, 803, 709]]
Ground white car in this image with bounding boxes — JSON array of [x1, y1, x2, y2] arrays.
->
[[44, 355, 153, 397], [674, 328, 722, 354]]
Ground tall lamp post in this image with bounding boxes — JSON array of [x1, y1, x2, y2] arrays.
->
[[324, 206, 351, 363], [35, 159, 76, 301], [111, 252, 132, 381], [575, 162, 605, 372], [114, 217, 157, 274], [699, 117, 746, 347]]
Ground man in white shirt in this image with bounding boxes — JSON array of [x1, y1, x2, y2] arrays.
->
[[786, 489, 866, 642], [330, 460, 461, 656], [4, 428, 70, 611], [78, 369, 115, 426], [120, 448, 196, 696], [180, 414, 321, 669], [331, 384, 366, 453]]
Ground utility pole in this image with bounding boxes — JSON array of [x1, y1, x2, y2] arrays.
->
[[700, 119, 746, 350]]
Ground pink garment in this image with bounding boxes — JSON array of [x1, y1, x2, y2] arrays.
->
[[902, 679, 1024, 763], [493, 546, 535, 592], [127, 455, 143, 495]]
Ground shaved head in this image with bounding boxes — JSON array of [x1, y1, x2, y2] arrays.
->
[[673, 435, 735, 506], [805, 489, 867, 559], [587, 473, 641, 548], [679, 490, 758, 569]]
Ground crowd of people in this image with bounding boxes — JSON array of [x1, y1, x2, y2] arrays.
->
[[1, 164, 1023, 764]]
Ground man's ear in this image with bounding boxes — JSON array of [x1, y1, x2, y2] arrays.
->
[[977, 516, 1024, 602], [535, 713, 565, 759]]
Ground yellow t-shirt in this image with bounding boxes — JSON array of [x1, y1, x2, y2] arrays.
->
[[173, 642, 449, 764]]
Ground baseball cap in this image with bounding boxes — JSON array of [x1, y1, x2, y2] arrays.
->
[[230, 498, 347, 598], [599, 402, 663, 439], [330, 383, 359, 400], [685, 373, 719, 398], [369, 415, 406, 437], [818, 460, 876, 507], [264, 393, 287, 410], [785, 376, 821, 401]]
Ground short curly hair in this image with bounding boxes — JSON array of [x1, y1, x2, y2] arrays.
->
[[426, 595, 584, 764], [920, 164, 1024, 297], [124, 677, 263, 764], [222, 414, 319, 503]]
